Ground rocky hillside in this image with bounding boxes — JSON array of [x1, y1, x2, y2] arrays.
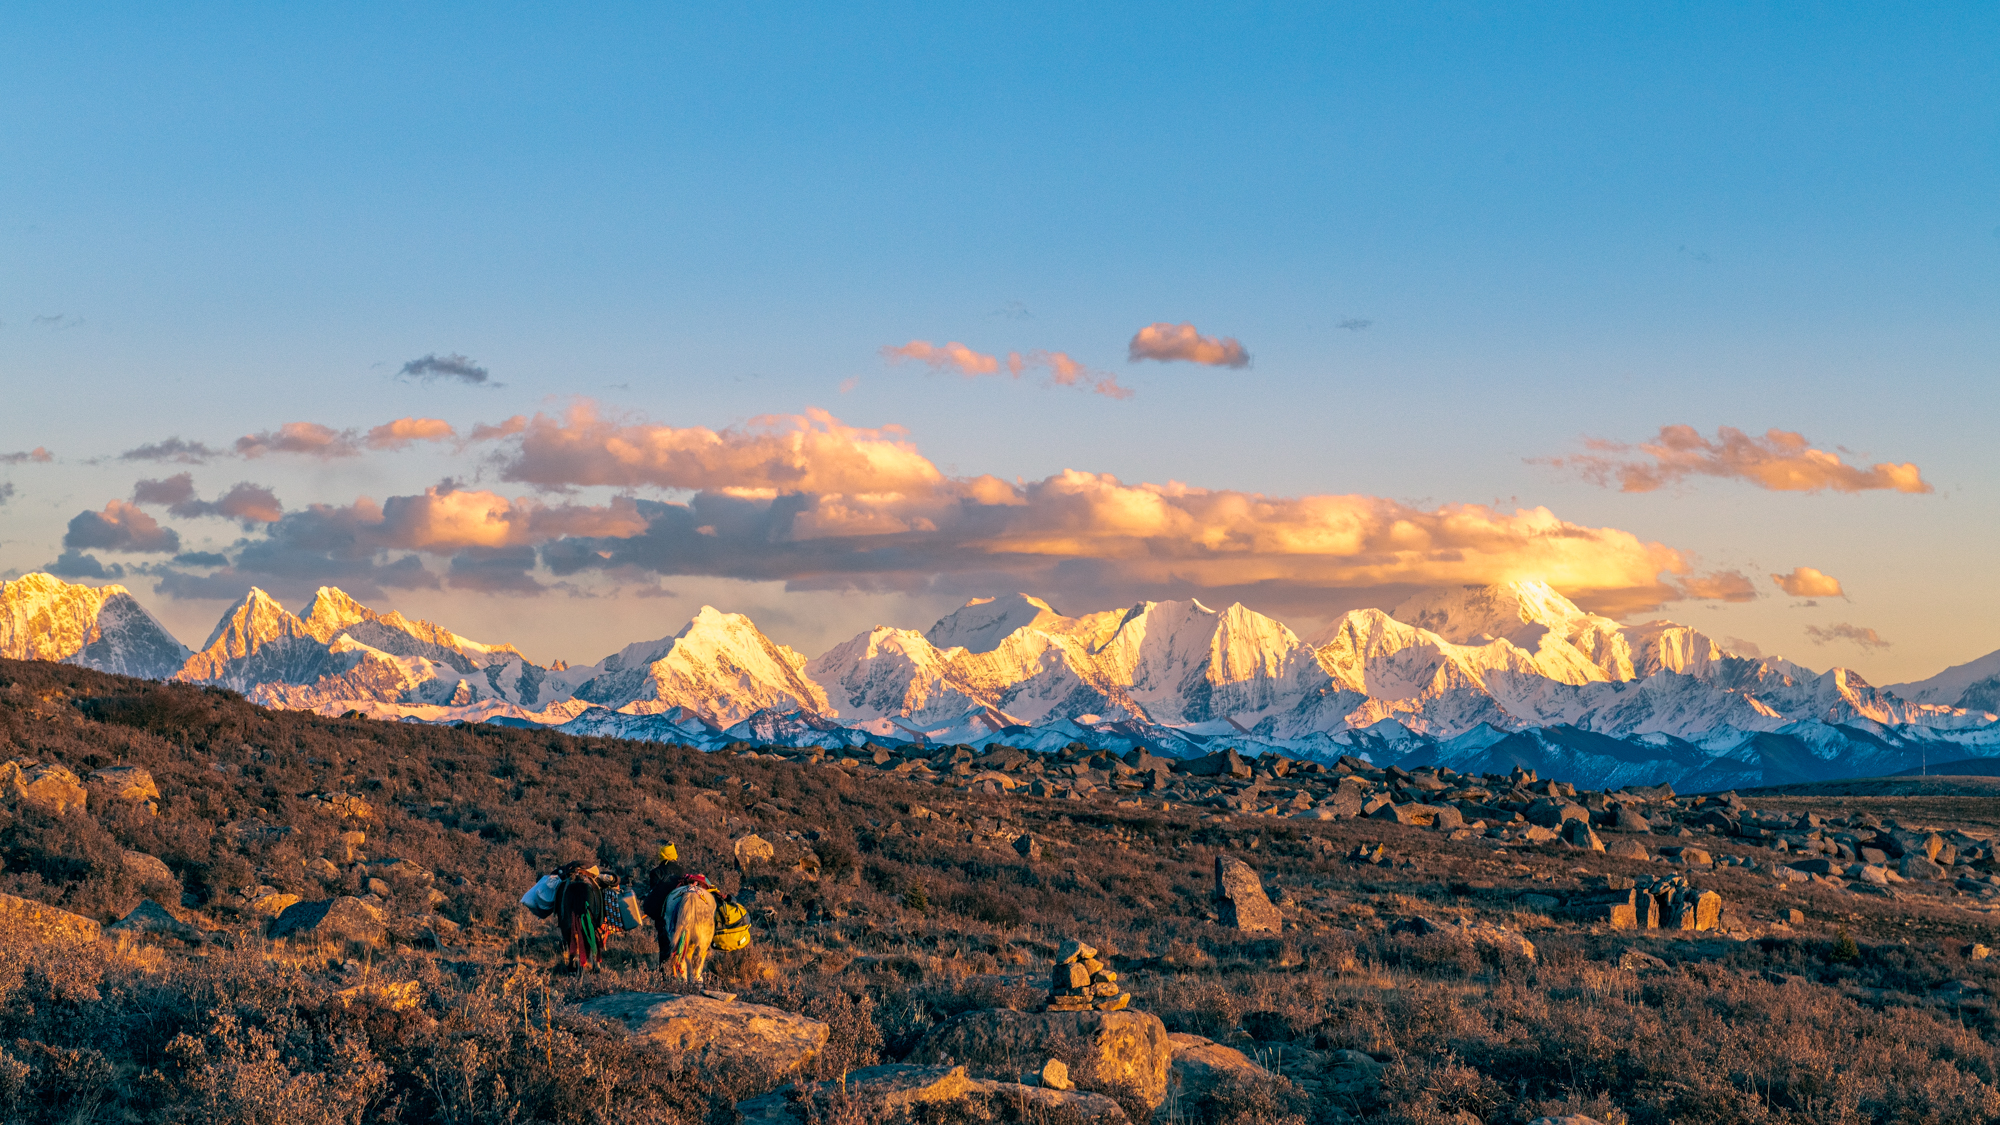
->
[[4, 656, 2000, 1123]]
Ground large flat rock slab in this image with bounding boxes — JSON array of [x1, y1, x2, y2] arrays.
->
[[909, 1007, 1171, 1108], [575, 993, 828, 1077], [0, 892, 99, 945]]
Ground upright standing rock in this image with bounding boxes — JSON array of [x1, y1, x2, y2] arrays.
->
[[1214, 855, 1281, 933]]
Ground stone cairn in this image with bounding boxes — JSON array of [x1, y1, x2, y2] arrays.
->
[[1635, 873, 1721, 931], [1044, 938, 1130, 1013]]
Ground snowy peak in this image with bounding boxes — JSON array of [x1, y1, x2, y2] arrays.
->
[[575, 606, 827, 724], [1891, 648, 2000, 712], [1392, 579, 1615, 648], [178, 588, 335, 691], [0, 572, 190, 679], [924, 594, 1066, 654], [299, 585, 526, 670]]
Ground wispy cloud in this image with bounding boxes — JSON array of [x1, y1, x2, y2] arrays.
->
[[1337, 318, 1373, 332], [1127, 322, 1251, 368], [0, 447, 52, 464], [0, 482, 13, 506], [1545, 425, 1931, 494], [236, 422, 359, 459], [63, 500, 180, 554], [1675, 570, 1758, 602], [1772, 566, 1844, 598], [880, 340, 1000, 376], [119, 438, 223, 464], [398, 352, 495, 386], [131, 473, 283, 526], [885, 341, 1133, 398], [1805, 622, 1891, 650]]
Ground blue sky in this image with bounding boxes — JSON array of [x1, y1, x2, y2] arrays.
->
[[2, 3, 1996, 681]]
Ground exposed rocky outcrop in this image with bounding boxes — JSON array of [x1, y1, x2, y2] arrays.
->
[[575, 993, 829, 1078], [909, 1007, 1172, 1108]]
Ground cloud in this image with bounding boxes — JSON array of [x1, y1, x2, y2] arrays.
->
[[0, 482, 11, 505], [132, 474, 283, 525], [46, 550, 122, 580], [1547, 426, 1932, 494], [1722, 636, 1764, 659], [1804, 622, 1891, 650], [488, 407, 1693, 617], [1771, 566, 1845, 598], [838, 377, 860, 394], [1127, 322, 1251, 368], [152, 403, 1704, 617], [0, 447, 51, 464], [172, 551, 229, 567], [1674, 570, 1758, 602], [63, 500, 181, 554], [365, 417, 457, 450], [493, 402, 943, 495], [446, 545, 546, 593], [236, 422, 360, 459], [884, 342, 1132, 398], [398, 353, 494, 386], [132, 474, 198, 508], [119, 437, 223, 464], [881, 340, 1001, 376], [1337, 318, 1373, 332], [1024, 350, 1133, 400]]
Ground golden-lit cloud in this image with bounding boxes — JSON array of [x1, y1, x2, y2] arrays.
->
[[62, 499, 180, 554], [365, 417, 457, 450], [1549, 425, 1932, 494], [886, 340, 1134, 398], [1772, 566, 1845, 598], [236, 422, 359, 459], [880, 340, 1000, 376], [1127, 322, 1251, 368], [0, 447, 52, 464], [158, 404, 1702, 616], [1674, 570, 1758, 602], [491, 402, 943, 496]]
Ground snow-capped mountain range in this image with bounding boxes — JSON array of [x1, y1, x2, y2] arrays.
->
[[5, 571, 1999, 791]]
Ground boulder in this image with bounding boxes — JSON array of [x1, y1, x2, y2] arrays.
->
[[269, 896, 386, 945], [1323, 1049, 1386, 1096], [0, 761, 87, 814], [910, 1007, 1173, 1108], [106, 899, 200, 942], [122, 850, 178, 892], [1605, 837, 1650, 860], [89, 766, 159, 809], [1184, 749, 1252, 779], [1035, 1058, 1074, 1090], [1213, 855, 1282, 934], [0, 892, 100, 945], [1013, 834, 1043, 861], [1610, 805, 1652, 833], [1402, 916, 1536, 962], [1562, 821, 1605, 851], [250, 891, 302, 917], [735, 834, 777, 867], [1524, 798, 1588, 828], [1166, 1033, 1268, 1101], [1900, 853, 1945, 881], [738, 1065, 1128, 1124], [576, 993, 829, 1077]]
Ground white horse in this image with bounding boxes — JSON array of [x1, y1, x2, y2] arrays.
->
[[662, 885, 716, 983]]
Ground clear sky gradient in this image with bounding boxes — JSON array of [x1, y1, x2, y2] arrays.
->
[[2, 4, 1995, 683]]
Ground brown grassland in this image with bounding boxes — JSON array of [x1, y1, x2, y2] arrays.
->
[[3, 657, 2000, 1124]]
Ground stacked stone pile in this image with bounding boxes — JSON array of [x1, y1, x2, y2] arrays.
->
[[1045, 938, 1129, 1013]]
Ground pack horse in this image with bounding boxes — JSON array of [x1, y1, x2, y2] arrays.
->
[[662, 883, 717, 983]]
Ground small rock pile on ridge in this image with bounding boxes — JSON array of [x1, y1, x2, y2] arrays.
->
[[1045, 938, 1129, 1013]]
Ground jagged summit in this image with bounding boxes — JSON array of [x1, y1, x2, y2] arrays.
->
[[925, 594, 1066, 654], [0, 572, 189, 679], [4, 571, 1997, 784], [1391, 579, 1616, 647]]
